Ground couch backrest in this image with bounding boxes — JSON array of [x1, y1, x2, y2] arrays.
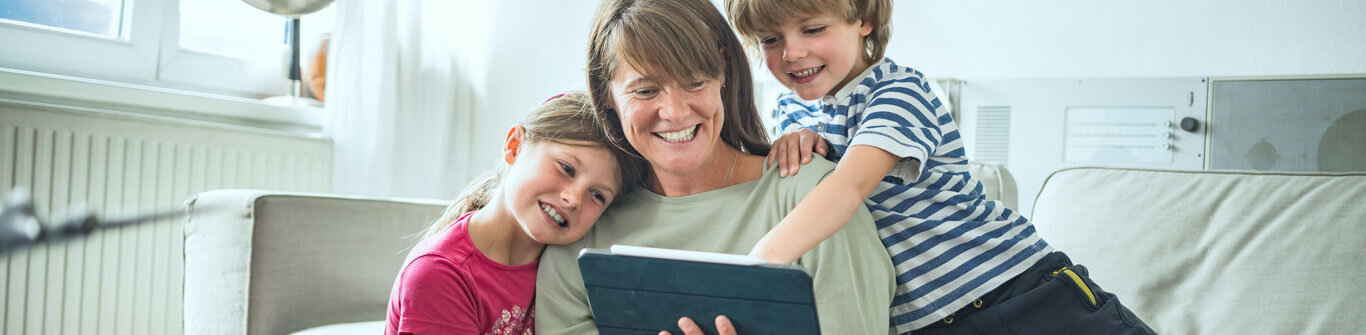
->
[[185, 190, 446, 335], [1030, 167, 1366, 334]]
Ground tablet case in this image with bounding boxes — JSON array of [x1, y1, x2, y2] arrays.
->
[[577, 248, 821, 335]]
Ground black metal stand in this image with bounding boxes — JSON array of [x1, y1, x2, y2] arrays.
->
[[0, 188, 185, 255]]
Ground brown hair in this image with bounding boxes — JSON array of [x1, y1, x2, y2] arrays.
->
[[421, 92, 644, 238], [725, 0, 892, 65], [586, 0, 771, 162]]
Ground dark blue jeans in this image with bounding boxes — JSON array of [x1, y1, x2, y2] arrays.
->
[[913, 252, 1157, 334]]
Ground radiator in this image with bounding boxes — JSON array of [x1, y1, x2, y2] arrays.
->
[[0, 101, 332, 335]]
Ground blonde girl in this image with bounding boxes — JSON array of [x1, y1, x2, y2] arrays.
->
[[385, 92, 641, 335]]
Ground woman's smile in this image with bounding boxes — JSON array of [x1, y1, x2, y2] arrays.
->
[[655, 124, 699, 143]]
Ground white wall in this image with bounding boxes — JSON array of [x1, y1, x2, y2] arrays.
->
[[451, 0, 1366, 197], [887, 0, 1366, 79], [880, 0, 1366, 214], [448, 1, 602, 187]]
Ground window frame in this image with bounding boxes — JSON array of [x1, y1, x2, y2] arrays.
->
[[0, 0, 297, 98]]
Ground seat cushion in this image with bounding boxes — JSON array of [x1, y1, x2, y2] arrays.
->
[[1029, 167, 1366, 334], [289, 321, 385, 335]]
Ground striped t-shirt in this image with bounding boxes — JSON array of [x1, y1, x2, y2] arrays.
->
[[775, 57, 1052, 333]]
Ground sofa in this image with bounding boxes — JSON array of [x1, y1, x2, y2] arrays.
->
[[1030, 167, 1366, 334], [182, 165, 1364, 334]]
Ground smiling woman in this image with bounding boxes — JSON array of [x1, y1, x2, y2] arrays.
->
[[535, 0, 896, 334]]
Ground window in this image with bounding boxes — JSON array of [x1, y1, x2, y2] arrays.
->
[[0, 0, 128, 38], [0, 0, 334, 98]]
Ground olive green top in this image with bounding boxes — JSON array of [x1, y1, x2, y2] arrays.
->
[[535, 158, 895, 334]]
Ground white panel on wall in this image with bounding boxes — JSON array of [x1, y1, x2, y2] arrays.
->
[[958, 78, 1207, 215], [973, 106, 1011, 164], [1064, 107, 1176, 164]]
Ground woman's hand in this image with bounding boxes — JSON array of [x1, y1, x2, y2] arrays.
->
[[659, 315, 736, 335], [766, 128, 828, 177]]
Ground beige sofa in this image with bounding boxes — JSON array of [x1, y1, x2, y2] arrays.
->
[[1030, 167, 1366, 334], [184, 166, 1366, 334], [182, 163, 1020, 334]]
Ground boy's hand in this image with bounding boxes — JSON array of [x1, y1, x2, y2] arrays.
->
[[766, 128, 828, 177]]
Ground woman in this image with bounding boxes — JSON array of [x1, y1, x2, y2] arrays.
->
[[534, 0, 895, 334]]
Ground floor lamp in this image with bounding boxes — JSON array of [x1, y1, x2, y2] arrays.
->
[[240, 0, 335, 107]]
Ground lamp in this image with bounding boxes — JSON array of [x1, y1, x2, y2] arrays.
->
[[239, 0, 335, 106]]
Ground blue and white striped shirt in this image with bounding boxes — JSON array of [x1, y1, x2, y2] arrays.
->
[[776, 58, 1051, 333]]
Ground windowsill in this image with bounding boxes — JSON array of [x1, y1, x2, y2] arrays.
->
[[0, 67, 325, 137]]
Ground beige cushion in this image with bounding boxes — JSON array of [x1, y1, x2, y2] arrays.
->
[[1030, 167, 1366, 334], [969, 161, 1018, 209], [184, 190, 445, 335], [289, 321, 385, 335]]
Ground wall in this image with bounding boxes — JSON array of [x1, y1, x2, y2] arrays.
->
[[448, 0, 1366, 200], [887, 0, 1366, 79], [881, 0, 1366, 213], [450, 1, 602, 191]]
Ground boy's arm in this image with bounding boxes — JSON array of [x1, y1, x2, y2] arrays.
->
[[749, 144, 908, 264], [800, 188, 896, 334]]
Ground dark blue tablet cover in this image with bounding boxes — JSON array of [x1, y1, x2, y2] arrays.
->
[[577, 248, 821, 335]]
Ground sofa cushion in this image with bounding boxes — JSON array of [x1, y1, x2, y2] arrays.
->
[[1030, 167, 1366, 334], [289, 321, 385, 335]]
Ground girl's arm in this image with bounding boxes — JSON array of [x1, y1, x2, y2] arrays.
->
[[749, 144, 905, 264]]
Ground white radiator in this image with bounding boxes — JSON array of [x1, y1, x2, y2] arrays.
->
[[0, 101, 332, 335]]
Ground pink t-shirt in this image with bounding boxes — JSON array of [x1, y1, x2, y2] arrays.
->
[[385, 211, 538, 335]]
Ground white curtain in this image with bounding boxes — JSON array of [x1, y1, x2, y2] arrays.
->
[[325, 0, 497, 199]]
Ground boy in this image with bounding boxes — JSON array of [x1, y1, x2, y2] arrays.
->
[[725, 0, 1157, 333]]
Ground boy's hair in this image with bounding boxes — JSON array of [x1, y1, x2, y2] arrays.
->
[[586, 0, 771, 160], [421, 92, 644, 238], [725, 0, 892, 65]]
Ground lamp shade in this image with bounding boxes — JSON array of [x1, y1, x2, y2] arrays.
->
[[240, 0, 334, 16]]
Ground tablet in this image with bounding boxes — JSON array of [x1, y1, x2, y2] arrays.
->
[[577, 245, 821, 335]]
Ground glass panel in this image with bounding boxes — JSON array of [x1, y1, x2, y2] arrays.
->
[[1209, 78, 1366, 172], [178, 0, 334, 64], [0, 0, 126, 37]]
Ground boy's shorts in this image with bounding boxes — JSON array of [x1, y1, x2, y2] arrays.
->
[[913, 251, 1158, 334]]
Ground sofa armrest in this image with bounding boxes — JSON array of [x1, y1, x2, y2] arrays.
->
[[184, 190, 446, 335]]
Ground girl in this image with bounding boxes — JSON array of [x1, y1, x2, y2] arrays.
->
[[385, 92, 641, 335]]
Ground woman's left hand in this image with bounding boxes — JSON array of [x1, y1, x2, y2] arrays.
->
[[658, 315, 736, 335]]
